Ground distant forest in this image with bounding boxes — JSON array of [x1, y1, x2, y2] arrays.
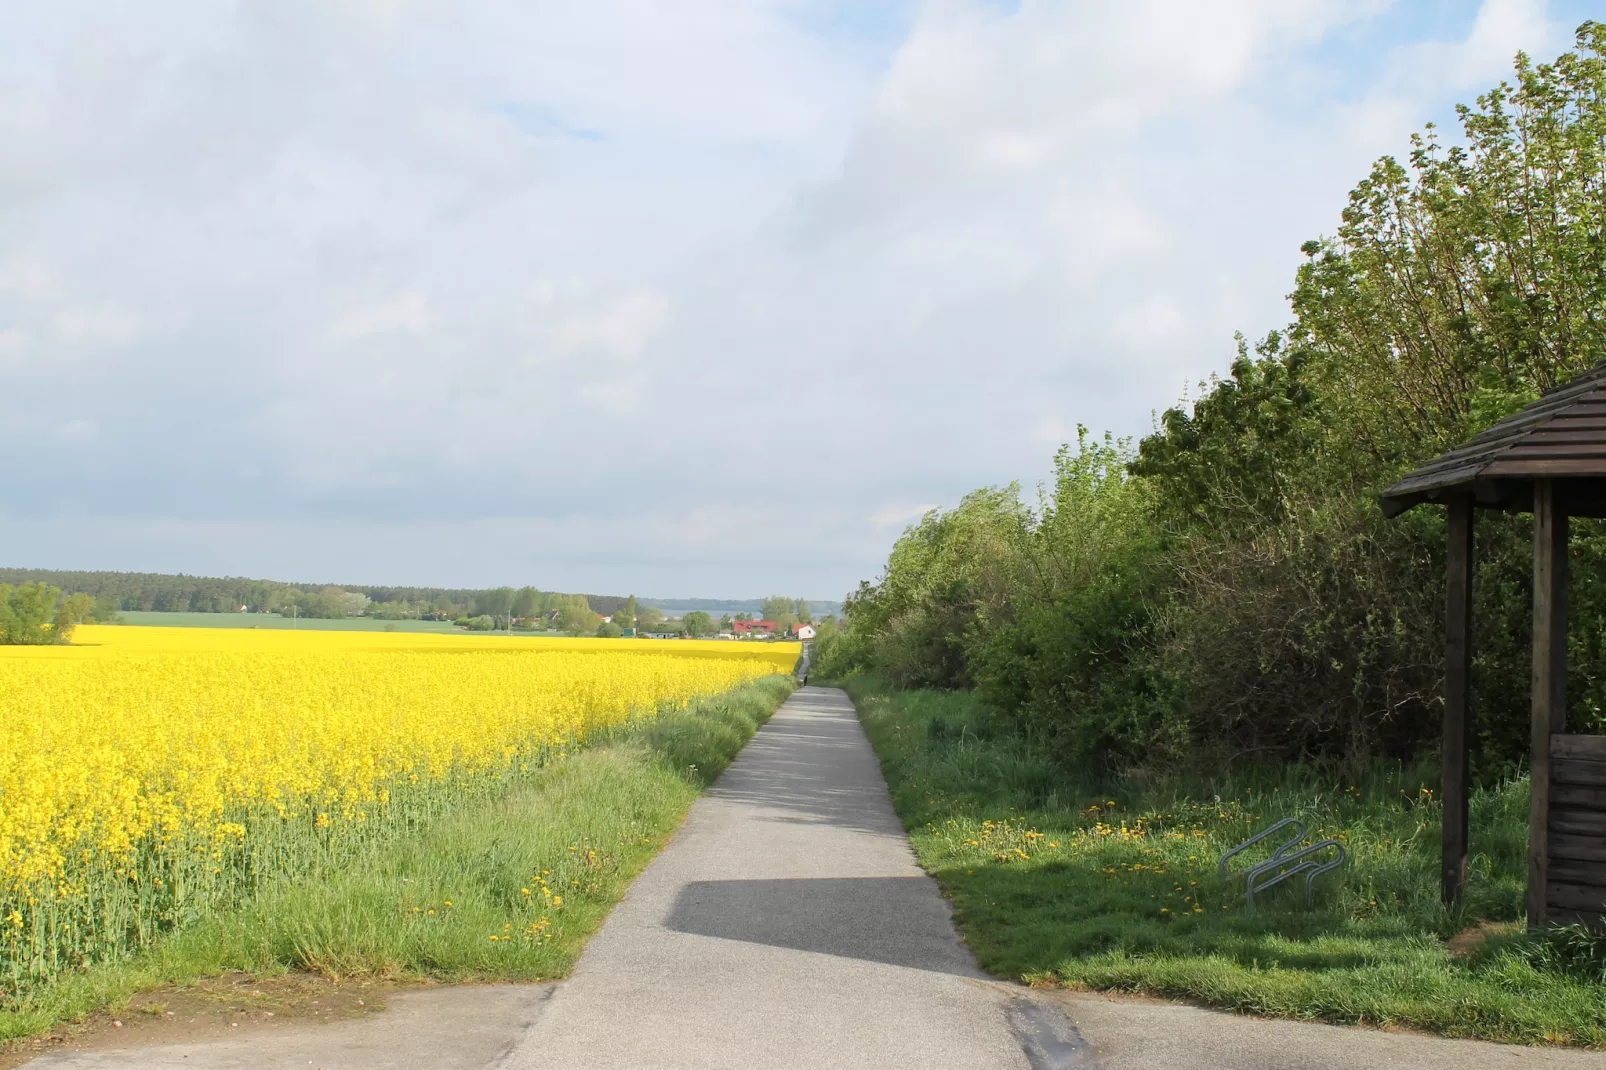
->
[[0, 569, 633, 618], [0, 570, 843, 623]]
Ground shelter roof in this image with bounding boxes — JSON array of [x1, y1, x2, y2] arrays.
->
[[1380, 362, 1606, 518]]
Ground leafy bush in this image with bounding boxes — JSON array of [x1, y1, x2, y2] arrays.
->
[[832, 25, 1606, 773], [0, 583, 70, 645]]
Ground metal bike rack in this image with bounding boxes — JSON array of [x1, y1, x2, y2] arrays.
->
[[1219, 817, 1346, 909]]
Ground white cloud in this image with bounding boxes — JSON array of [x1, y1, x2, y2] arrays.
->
[[871, 503, 938, 530], [52, 303, 143, 347], [0, 0, 1582, 596], [0, 259, 66, 304], [547, 287, 672, 363], [327, 293, 431, 341], [1405, 0, 1560, 92], [0, 329, 29, 360], [54, 418, 99, 443]]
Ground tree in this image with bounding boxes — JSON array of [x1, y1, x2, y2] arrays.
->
[[795, 599, 813, 624], [87, 592, 121, 623], [618, 595, 638, 632], [759, 596, 793, 622], [636, 604, 665, 629], [475, 587, 515, 627], [511, 587, 540, 621], [557, 595, 600, 634], [0, 582, 65, 645], [683, 610, 714, 637], [282, 589, 347, 618], [596, 621, 623, 638], [833, 25, 1606, 767], [54, 593, 94, 642]]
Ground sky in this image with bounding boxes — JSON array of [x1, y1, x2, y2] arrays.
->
[[0, 0, 1597, 599]]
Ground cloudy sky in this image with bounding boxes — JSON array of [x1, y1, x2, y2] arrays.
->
[[0, 0, 1595, 599]]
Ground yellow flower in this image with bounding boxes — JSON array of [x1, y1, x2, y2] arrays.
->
[[0, 624, 799, 988]]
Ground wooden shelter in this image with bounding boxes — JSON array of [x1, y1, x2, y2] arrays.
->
[[1381, 362, 1606, 927]]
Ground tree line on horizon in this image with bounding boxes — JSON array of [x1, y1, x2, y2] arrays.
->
[[817, 25, 1606, 777], [0, 568, 645, 620], [0, 569, 831, 642]]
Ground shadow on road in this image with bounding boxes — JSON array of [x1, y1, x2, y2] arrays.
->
[[663, 876, 983, 977]]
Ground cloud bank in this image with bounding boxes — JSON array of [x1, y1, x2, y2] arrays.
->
[[0, 0, 1586, 596]]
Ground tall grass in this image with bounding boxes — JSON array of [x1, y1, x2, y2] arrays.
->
[[0, 675, 794, 1043], [849, 678, 1606, 1046]]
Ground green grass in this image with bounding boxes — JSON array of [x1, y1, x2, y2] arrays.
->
[[0, 676, 795, 1042], [845, 677, 1606, 1046], [113, 612, 470, 632]]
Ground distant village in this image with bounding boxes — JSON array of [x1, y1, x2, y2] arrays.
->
[[629, 617, 819, 641]]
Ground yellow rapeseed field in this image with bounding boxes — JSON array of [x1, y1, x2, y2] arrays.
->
[[0, 625, 798, 989]]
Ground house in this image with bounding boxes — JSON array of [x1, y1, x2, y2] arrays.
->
[[732, 619, 778, 636], [794, 624, 816, 640]]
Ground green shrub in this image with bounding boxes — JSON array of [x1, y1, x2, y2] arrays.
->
[[834, 26, 1606, 773], [0, 582, 68, 645]]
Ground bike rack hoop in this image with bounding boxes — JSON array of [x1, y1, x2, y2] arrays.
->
[[1218, 817, 1304, 881]]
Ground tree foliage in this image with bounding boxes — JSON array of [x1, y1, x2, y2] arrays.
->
[[834, 25, 1606, 772], [0, 582, 82, 645], [0, 569, 633, 622]]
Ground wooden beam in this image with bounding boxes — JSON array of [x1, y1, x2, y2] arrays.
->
[[1552, 734, 1606, 762], [1530, 479, 1570, 929], [1443, 494, 1474, 906]]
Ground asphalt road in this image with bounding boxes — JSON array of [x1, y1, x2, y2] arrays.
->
[[498, 685, 1046, 1070], [21, 686, 1606, 1069]]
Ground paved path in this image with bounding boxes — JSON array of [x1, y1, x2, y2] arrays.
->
[[499, 685, 1045, 1069], [21, 686, 1606, 1069]]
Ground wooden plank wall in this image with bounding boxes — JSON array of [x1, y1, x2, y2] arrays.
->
[[1549, 734, 1606, 926]]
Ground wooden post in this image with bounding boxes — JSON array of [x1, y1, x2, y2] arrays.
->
[[1443, 495, 1474, 905], [1529, 479, 1570, 929]]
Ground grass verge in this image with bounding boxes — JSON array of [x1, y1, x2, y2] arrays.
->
[[1, 675, 794, 1044], [845, 676, 1606, 1046]]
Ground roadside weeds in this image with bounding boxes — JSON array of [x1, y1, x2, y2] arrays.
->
[[843, 677, 1606, 1047]]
